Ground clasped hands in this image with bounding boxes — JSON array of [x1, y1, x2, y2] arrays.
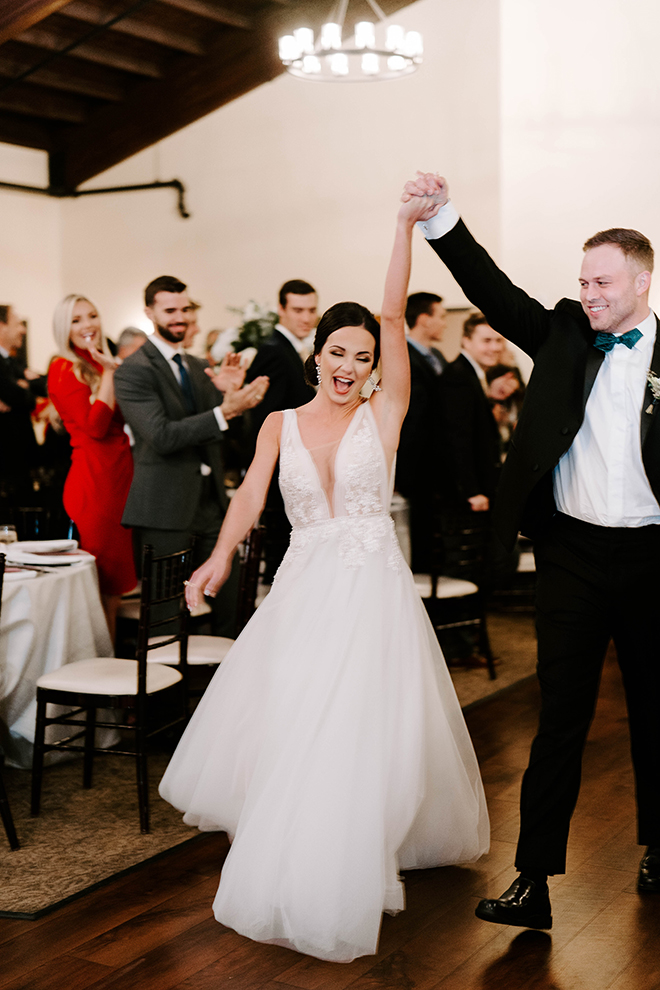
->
[[206, 352, 269, 420]]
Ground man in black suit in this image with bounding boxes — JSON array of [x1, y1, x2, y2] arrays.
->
[[396, 292, 447, 571], [440, 312, 506, 515], [404, 172, 660, 928], [114, 276, 268, 636], [245, 279, 317, 580], [0, 305, 44, 509]]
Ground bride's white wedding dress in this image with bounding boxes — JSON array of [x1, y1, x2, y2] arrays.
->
[[159, 400, 489, 962]]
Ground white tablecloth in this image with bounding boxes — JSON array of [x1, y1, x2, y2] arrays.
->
[[0, 560, 113, 768]]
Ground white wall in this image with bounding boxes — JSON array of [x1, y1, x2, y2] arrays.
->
[[0, 144, 62, 370], [500, 0, 660, 314], [58, 0, 500, 349]]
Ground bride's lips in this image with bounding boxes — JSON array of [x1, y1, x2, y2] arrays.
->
[[333, 376, 353, 395]]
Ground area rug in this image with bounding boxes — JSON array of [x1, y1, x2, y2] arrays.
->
[[0, 750, 201, 919]]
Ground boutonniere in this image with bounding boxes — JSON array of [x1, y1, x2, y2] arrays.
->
[[646, 371, 660, 414]]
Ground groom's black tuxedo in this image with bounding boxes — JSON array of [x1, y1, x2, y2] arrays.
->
[[429, 219, 660, 550], [426, 216, 660, 875]]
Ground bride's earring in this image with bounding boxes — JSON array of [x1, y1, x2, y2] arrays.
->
[[316, 363, 322, 386], [368, 374, 382, 392]]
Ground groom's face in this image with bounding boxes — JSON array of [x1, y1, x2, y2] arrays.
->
[[146, 291, 193, 345]]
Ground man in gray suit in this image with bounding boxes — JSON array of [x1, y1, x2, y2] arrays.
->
[[114, 275, 268, 636]]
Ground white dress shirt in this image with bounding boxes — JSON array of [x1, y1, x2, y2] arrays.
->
[[418, 201, 660, 527], [460, 349, 488, 390], [554, 308, 660, 527], [275, 323, 308, 358]]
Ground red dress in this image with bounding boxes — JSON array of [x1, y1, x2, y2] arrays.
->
[[48, 355, 137, 596]]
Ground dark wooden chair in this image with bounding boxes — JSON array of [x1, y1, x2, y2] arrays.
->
[[30, 544, 192, 833], [415, 508, 497, 680], [146, 526, 264, 681], [0, 553, 21, 851]]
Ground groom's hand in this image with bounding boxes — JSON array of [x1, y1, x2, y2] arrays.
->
[[401, 172, 449, 207]]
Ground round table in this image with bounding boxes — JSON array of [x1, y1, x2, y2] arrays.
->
[[0, 559, 113, 768]]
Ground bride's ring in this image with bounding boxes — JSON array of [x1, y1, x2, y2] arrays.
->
[[184, 580, 199, 588]]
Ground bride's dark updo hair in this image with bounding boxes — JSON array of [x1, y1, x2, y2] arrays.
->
[[303, 301, 381, 387]]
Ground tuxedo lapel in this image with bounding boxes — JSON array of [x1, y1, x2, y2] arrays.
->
[[582, 344, 605, 407], [641, 316, 660, 448]]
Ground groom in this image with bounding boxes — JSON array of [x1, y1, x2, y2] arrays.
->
[[403, 172, 660, 928]]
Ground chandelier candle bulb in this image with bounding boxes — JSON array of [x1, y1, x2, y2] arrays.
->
[[386, 24, 405, 51], [321, 22, 342, 50], [329, 51, 349, 75], [362, 52, 380, 74], [354, 21, 375, 49], [293, 27, 315, 54], [278, 35, 300, 62], [404, 31, 423, 58], [302, 54, 322, 73], [387, 54, 407, 71]]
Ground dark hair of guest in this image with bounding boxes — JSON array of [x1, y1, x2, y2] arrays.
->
[[279, 279, 316, 308], [303, 301, 380, 387], [405, 291, 443, 330], [0, 305, 10, 324], [144, 275, 187, 308]]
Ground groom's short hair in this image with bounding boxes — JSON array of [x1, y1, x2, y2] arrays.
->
[[583, 228, 654, 273]]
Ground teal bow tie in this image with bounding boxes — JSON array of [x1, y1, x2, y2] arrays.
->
[[593, 328, 642, 352]]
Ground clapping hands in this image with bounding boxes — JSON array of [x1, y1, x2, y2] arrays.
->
[[207, 352, 269, 420]]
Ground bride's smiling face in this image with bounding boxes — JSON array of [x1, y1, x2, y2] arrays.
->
[[317, 326, 375, 404]]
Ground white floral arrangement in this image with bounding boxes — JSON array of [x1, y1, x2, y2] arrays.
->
[[230, 300, 278, 352], [646, 371, 660, 413]]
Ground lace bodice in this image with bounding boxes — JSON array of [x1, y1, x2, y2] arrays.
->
[[278, 403, 401, 572]]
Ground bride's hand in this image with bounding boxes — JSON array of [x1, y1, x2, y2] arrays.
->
[[185, 554, 232, 609]]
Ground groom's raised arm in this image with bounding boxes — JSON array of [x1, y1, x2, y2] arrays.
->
[[404, 172, 551, 359]]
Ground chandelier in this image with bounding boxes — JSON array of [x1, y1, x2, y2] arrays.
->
[[278, 0, 423, 82]]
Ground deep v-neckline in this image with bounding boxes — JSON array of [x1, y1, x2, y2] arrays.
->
[[292, 404, 365, 517]]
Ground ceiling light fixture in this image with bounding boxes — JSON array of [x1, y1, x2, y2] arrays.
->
[[278, 0, 423, 82]]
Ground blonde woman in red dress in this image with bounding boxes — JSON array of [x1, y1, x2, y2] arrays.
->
[[48, 295, 136, 640]]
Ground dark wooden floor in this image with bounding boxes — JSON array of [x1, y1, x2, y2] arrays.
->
[[2, 652, 659, 990]]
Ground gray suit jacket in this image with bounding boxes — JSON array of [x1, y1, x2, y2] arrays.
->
[[114, 339, 228, 530]]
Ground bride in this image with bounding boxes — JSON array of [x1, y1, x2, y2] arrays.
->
[[159, 188, 490, 962]]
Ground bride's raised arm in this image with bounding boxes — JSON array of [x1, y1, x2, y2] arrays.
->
[[373, 192, 444, 440]]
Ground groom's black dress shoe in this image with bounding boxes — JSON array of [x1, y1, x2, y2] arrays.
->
[[475, 876, 552, 929], [638, 847, 660, 892]]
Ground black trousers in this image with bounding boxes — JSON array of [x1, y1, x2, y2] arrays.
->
[[136, 476, 239, 638], [515, 513, 660, 875]]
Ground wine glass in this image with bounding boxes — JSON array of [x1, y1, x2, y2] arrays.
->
[[0, 524, 18, 544]]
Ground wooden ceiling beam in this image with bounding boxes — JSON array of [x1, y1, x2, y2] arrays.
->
[[16, 27, 163, 76], [0, 85, 87, 123], [55, 26, 284, 187], [0, 111, 54, 151], [0, 57, 124, 101], [61, 2, 204, 55], [156, 0, 251, 29], [0, 0, 75, 46]]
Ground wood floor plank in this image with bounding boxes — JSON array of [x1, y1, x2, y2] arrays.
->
[[171, 940, 306, 989], [0, 953, 113, 990], [76, 918, 242, 990], [70, 876, 221, 966]]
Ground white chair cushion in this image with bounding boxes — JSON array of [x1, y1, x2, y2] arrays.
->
[[146, 634, 234, 666], [517, 551, 536, 573], [413, 574, 479, 599], [36, 657, 182, 695]]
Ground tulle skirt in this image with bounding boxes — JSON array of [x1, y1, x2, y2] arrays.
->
[[159, 519, 489, 962]]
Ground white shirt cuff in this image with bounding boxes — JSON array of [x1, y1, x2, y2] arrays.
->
[[416, 200, 460, 240], [213, 406, 228, 432]]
